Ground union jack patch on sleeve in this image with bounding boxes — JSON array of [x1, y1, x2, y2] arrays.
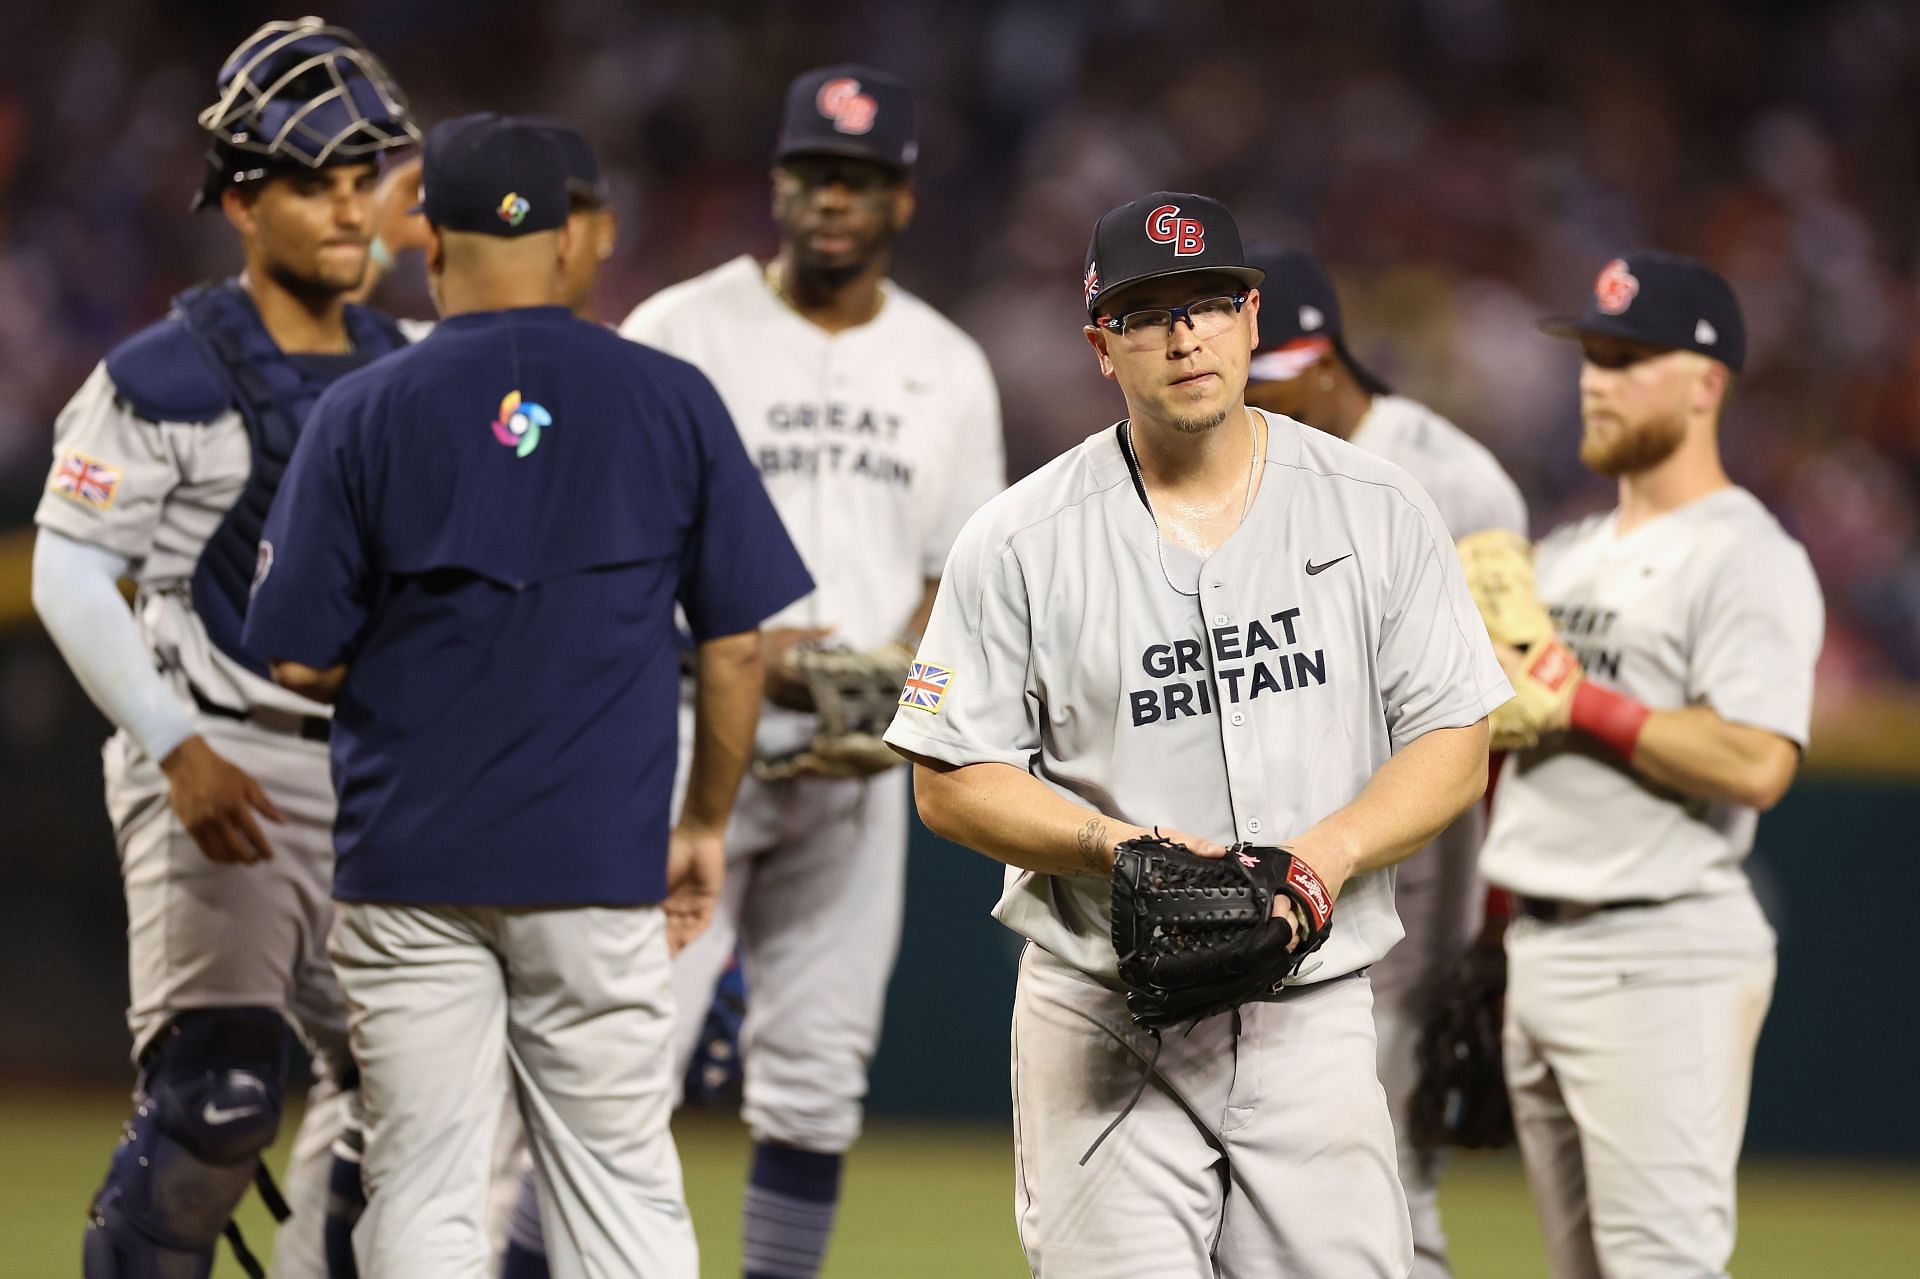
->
[[49, 451, 122, 510], [899, 660, 953, 713]]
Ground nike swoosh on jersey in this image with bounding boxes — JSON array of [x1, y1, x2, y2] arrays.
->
[[202, 1100, 267, 1126], [1305, 554, 1352, 575]]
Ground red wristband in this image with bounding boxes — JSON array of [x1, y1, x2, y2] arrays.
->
[[1570, 681, 1651, 759]]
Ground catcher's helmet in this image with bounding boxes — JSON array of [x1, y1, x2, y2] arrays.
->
[[194, 16, 419, 209]]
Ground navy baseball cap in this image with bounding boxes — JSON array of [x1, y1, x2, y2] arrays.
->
[[776, 65, 918, 172], [534, 119, 609, 208], [1241, 243, 1390, 392], [418, 113, 568, 236], [1084, 192, 1264, 320], [1245, 244, 1343, 350], [1540, 251, 1746, 372]]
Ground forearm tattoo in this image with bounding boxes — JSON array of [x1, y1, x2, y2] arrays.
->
[[1076, 817, 1111, 876]]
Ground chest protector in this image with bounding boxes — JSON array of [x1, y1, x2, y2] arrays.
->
[[173, 282, 405, 676]]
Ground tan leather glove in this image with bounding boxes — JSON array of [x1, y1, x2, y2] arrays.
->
[[1457, 530, 1583, 750]]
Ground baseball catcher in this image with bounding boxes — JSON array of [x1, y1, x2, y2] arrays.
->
[[1457, 529, 1583, 750]]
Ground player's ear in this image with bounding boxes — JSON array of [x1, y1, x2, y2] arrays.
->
[[1083, 325, 1117, 381], [594, 209, 618, 262], [423, 222, 445, 281], [1244, 287, 1260, 353], [769, 166, 792, 222], [1697, 358, 1731, 420], [890, 184, 915, 235], [220, 185, 260, 238]]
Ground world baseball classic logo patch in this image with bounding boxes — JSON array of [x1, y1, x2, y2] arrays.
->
[[899, 660, 952, 713], [49, 451, 121, 509]]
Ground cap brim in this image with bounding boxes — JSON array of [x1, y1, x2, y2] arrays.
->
[[775, 141, 910, 172], [565, 177, 610, 209], [1537, 313, 1664, 344], [1091, 265, 1266, 316]]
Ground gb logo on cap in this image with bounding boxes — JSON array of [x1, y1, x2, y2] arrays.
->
[[816, 77, 877, 135], [1145, 204, 1205, 257], [1083, 263, 1101, 309], [1594, 258, 1639, 314]]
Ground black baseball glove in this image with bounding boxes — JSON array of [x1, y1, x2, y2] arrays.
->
[[1109, 835, 1335, 1031], [1408, 936, 1516, 1167]]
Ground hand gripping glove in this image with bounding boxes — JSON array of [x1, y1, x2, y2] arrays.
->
[[1456, 529, 1583, 750], [753, 642, 914, 781], [1109, 835, 1334, 1032]]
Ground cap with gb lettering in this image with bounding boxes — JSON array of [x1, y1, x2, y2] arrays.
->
[[1539, 251, 1746, 372], [1084, 192, 1264, 320], [776, 65, 918, 172]]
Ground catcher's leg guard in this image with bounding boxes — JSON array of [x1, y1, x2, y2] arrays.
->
[[682, 952, 748, 1107], [323, 1121, 366, 1279], [83, 1008, 292, 1278]]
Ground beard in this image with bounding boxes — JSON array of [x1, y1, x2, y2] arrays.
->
[[784, 219, 893, 294], [265, 251, 365, 306], [1166, 403, 1233, 434], [1580, 409, 1685, 477]]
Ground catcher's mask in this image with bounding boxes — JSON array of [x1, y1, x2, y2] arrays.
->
[[193, 16, 419, 210]]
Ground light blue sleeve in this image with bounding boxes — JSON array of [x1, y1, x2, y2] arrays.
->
[[32, 527, 196, 762]]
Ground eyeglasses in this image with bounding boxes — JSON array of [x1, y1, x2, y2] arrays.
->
[[1095, 292, 1250, 345]]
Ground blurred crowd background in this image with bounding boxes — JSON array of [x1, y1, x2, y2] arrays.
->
[[1, 0, 1916, 698]]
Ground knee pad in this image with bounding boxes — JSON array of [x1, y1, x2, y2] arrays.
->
[[84, 1008, 291, 1278]]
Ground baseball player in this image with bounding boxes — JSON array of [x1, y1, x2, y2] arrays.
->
[[1242, 244, 1528, 1278], [1475, 253, 1823, 1278], [501, 65, 1004, 1279], [884, 191, 1510, 1277], [29, 20, 417, 1278], [243, 112, 814, 1279], [313, 119, 620, 1279]]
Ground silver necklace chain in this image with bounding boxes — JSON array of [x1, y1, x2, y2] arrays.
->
[[1120, 408, 1262, 598]]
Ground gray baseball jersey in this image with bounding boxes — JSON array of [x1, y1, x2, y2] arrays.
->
[[1351, 394, 1527, 544], [623, 255, 1004, 767], [1480, 486, 1824, 902], [885, 409, 1512, 982], [619, 255, 1002, 645], [35, 364, 325, 718]]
